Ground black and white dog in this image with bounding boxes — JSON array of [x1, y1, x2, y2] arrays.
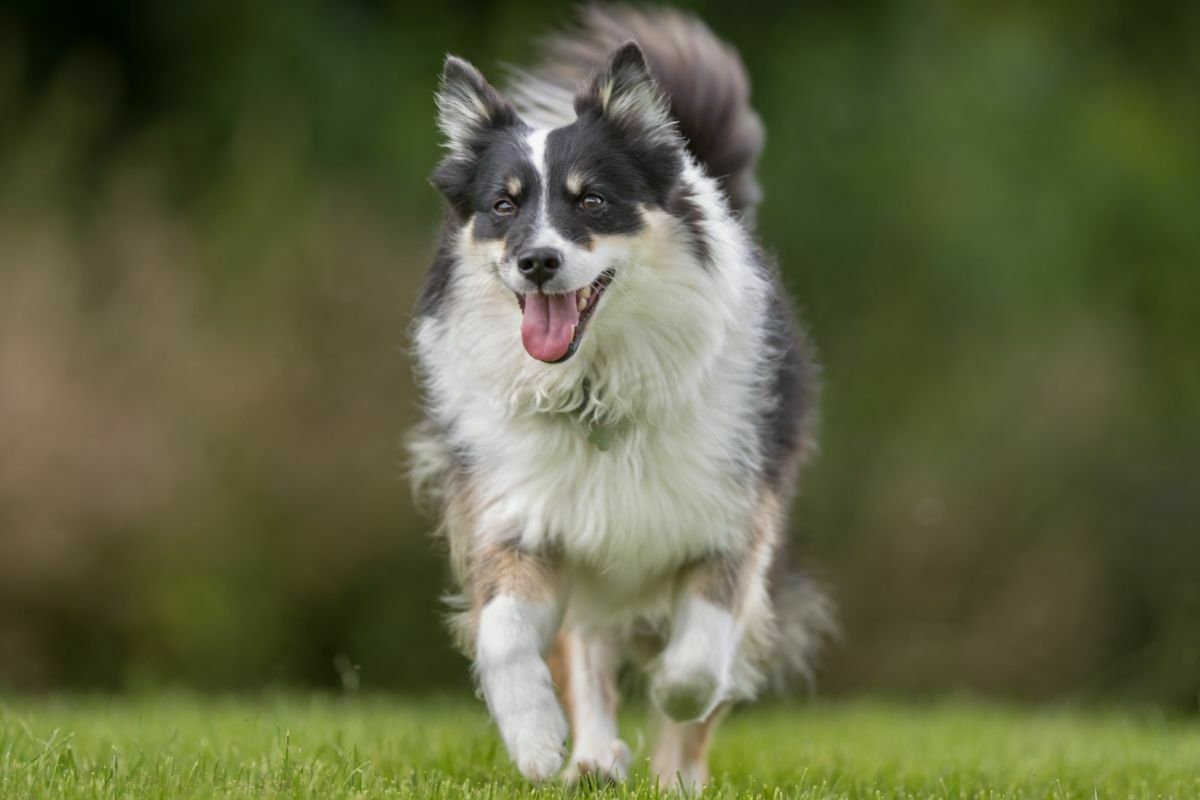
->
[[409, 6, 831, 789]]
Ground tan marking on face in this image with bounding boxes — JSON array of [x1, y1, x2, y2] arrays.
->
[[625, 207, 686, 270], [505, 175, 523, 198], [459, 221, 506, 272], [566, 170, 585, 196]]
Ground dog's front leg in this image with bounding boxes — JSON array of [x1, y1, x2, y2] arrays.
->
[[472, 544, 567, 781], [651, 539, 766, 724], [650, 585, 739, 723]]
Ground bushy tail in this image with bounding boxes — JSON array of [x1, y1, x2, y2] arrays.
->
[[516, 4, 766, 219], [770, 566, 838, 692]]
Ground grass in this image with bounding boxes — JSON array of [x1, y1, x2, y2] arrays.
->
[[1, 695, 1198, 799]]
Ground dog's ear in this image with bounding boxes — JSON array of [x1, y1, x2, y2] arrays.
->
[[576, 42, 677, 146], [436, 55, 518, 155], [432, 56, 519, 213]]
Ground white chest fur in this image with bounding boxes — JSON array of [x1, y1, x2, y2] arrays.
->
[[480, 390, 755, 582]]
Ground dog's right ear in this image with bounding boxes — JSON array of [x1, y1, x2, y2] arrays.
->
[[436, 55, 518, 156]]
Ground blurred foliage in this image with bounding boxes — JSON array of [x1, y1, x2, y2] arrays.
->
[[0, 0, 1197, 706]]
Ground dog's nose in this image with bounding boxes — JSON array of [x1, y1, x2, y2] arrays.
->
[[516, 248, 563, 287]]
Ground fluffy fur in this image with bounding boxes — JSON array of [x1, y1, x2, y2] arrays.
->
[[408, 5, 832, 789]]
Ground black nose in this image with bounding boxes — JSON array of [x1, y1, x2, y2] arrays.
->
[[516, 248, 563, 286]]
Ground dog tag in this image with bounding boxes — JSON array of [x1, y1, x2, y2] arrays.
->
[[587, 424, 613, 452]]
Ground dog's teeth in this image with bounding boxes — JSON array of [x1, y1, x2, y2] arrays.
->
[[577, 294, 587, 312], [580, 286, 592, 300]]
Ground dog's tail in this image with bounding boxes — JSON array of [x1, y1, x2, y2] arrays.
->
[[511, 4, 765, 219], [769, 546, 838, 693]]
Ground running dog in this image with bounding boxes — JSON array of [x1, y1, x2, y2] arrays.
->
[[409, 5, 832, 789]]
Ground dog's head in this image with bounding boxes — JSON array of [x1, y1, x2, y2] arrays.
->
[[430, 43, 704, 365]]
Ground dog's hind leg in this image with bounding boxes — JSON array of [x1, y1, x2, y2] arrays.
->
[[469, 543, 568, 782], [551, 628, 630, 785], [650, 703, 729, 793]]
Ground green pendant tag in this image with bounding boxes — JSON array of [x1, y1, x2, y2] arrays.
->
[[587, 424, 614, 452]]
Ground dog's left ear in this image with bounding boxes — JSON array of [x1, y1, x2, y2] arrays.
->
[[436, 55, 519, 155], [576, 42, 678, 146]]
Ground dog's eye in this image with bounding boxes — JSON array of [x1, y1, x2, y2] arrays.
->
[[493, 198, 516, 215], [579, 193, 605, 211]]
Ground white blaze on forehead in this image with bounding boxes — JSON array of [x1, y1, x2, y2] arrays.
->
[[522, 128, 568, 250], [525, 128, 550, 182]]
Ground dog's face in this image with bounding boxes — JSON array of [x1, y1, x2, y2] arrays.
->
[[431, 44, 697, 364]]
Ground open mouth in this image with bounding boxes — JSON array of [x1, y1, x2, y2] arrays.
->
[[516, 269, 615, 363]]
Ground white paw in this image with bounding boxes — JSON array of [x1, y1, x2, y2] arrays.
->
[[562, 739, 631, 785], [504, 704, 568, 782], [651, 664, 723, 723]]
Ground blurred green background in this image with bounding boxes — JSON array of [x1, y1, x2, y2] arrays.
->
[[0, 0, 1197, 708]]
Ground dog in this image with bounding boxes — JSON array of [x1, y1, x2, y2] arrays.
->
[[408, 5, 832, 789]]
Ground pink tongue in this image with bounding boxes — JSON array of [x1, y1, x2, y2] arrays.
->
[[520, 292, 580, 362]]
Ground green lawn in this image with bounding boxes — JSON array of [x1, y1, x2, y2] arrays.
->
[[1, 695, 1197, 799]]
